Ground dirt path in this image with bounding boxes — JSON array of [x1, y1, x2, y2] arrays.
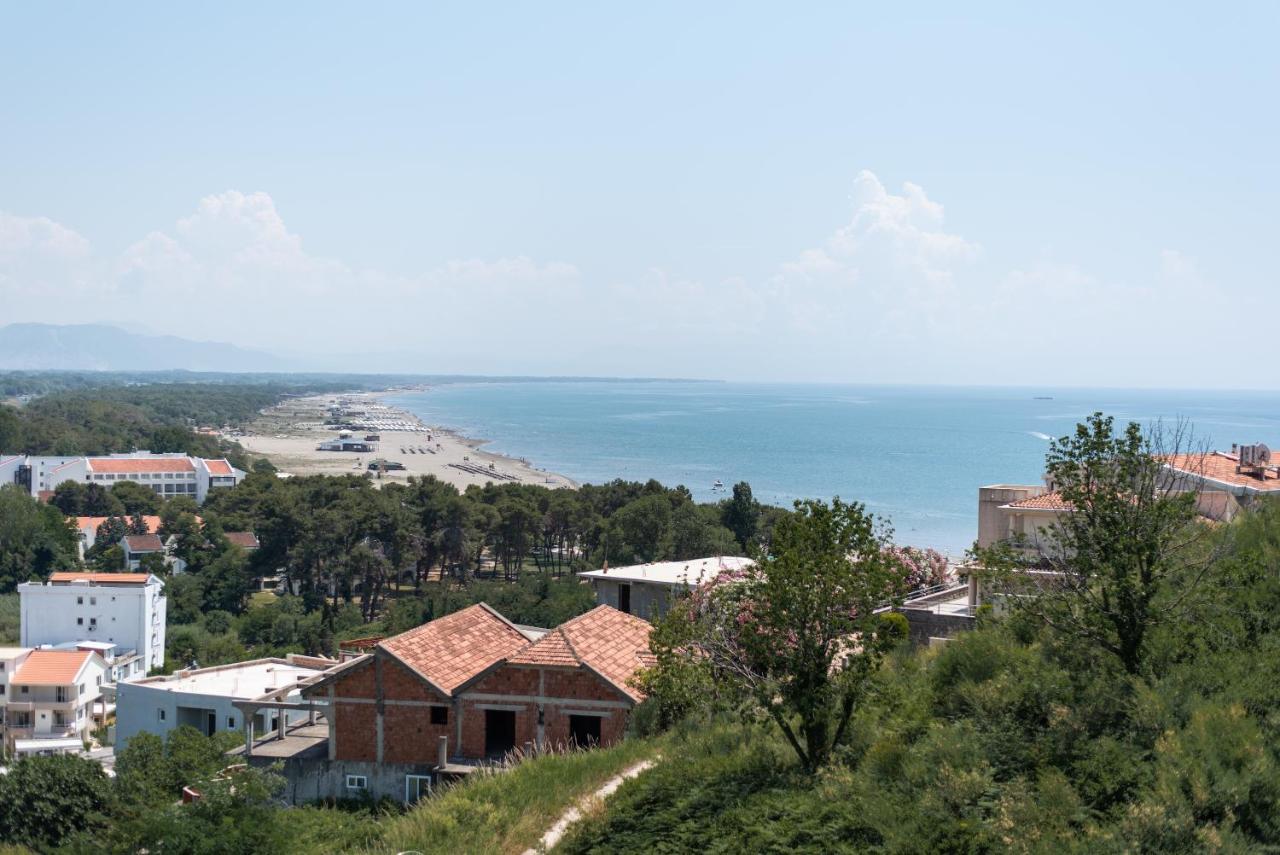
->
[[522, 758, 656, 854]]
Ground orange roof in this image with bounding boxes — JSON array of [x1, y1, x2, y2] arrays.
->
[[1165, 451, 1280, 493], [47, 572, 154, 585], [87, 457, 194, 473], [123, 534, 165, 552], [12, 650, 94, 686], [1004, 491, 1073, 511], [75, 515, 163, 534], [508, 606, 655, 702], [204, 459, 233, 475], [379, 603, 530, 695]]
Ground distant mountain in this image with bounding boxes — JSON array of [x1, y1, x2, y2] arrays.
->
[[0, 323, 286, 372]]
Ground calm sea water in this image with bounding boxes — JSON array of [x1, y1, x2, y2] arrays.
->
[[383, 383, 1280, 556]]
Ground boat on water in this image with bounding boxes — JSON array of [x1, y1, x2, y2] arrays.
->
[[711, 479, 725, 491]]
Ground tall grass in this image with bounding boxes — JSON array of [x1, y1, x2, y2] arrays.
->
[[363, 738, 662, 855]]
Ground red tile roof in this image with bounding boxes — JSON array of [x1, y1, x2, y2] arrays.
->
[[88, 457, 194, 473], [1164, 451, 1280, 492], [47, 572, 154, 585], [378, 603, 530, 695], [75, 515, 162, 535], [204, 459, 234, 475], [12, 650, 94, 686], [508, 606, 655, 702], [123, 534, 165, 552], [1004, 491, 1073, 511], [224, 532, 259, 549]]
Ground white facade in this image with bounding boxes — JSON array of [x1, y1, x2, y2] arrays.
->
[[2, 649, 109, 755], [115, 657, 330, 751], [0, 452, 244, 503], [579, 556, 754, 621], [19, 573, 167, 674]]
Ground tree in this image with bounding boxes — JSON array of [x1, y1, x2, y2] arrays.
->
[[979, 413, 1211, 676], [112, 479, 162, 515], [651, 498, 910, 771], [0, 484, 78, 590], [0, 754, 109, 847], [51, 480, 125, 517], [721, 481, 760, 550]]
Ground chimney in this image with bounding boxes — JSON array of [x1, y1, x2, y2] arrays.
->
[[437, 734, 448, 768]]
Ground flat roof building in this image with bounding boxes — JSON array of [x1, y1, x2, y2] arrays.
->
[[115, 655, 334, 751], [19, 572, 166, 674], [578, 556, 754, 620]]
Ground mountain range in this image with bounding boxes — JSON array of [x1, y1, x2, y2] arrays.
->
[[0, 323, 286, 372]]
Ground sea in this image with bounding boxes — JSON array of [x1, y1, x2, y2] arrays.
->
[[382, 383, 1280, 556]]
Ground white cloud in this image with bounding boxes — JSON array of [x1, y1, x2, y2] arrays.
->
[[0, 176, 1251, 385]]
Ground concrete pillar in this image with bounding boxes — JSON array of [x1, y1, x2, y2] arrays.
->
[[308, 706, 316, 726], [437, 734, 448, 768], [968, 572, 978, 610], [277, 710, 286, 741], [245, 715, 254, 757], [523, 740, 533, 759]]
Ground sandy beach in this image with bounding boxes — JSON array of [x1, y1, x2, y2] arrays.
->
[[233, 391, 577, 491]]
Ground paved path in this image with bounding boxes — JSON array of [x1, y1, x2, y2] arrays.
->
[[523, 758, 656, 854]]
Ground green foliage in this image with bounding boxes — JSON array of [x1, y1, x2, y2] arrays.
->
[[0, 484, 78, 591], [0, 754, 110, 848], [0, 594, 20, 644]]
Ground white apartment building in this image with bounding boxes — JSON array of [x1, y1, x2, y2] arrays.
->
[[578, 556, 755, 620], [2, 648, 109, 756], [0, 452, 244, 504], [18, 572, 167, 674]]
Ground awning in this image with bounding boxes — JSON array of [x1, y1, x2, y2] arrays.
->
[[13, 737, 82, 754]]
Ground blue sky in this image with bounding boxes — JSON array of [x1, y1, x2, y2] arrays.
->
[[2, 3, 1277, 385]]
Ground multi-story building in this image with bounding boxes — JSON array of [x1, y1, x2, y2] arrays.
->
[[3, 649, 109, 756], [18, 572, 167, 674], [0, 452, 244, 504]]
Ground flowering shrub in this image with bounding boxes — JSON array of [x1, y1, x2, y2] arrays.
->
[[884, 545, 950, 592]]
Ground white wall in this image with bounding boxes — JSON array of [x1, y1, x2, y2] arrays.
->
[[116, 683, 307, 751], [19, 580, 166, 673], [590, 579, 679, 620]]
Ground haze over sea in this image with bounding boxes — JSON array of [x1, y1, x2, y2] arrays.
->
[[384, 383, 1280, 556]]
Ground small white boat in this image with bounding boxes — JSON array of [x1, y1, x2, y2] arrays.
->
[[712, 479, 725, 491]]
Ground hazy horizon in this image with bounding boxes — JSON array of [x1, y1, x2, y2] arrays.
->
[[3, 4, 1277, 387]]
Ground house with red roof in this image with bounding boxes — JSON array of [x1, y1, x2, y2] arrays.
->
[[3, 648, 109, 756], [275, 603, 653, 803]]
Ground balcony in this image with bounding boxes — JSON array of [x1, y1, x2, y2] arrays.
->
[[7, 699, 79, 714]]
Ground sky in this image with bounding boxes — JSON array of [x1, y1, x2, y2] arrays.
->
[[1, 2, 1277, 386]]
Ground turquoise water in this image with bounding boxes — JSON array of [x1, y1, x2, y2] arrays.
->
[[383, 383, 1280, 555]]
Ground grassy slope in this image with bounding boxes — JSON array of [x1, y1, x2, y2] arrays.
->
[[351, 738, 662, 855]]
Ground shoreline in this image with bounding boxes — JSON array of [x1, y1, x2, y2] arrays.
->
[[233, 389, 578, 492]]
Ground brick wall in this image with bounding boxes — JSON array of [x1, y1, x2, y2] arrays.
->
[[328, 652, 452, 764]]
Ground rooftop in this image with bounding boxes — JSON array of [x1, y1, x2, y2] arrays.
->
[[204, 459, 234, 475], [578, 556, 754, 587], [224, 531, 260, 550], [379, 603, 532, 695], [508, 605, 655, 702], [123, 534, 165, 552], [1165, 451, 1280, 493], [75, 514, 162, 534], [45, 572, 156, 586], [0, 647, 32, 660], [130, 658, 330, 699], [87, 457, 195, 474], [12, 650, 95, 686], [1002, 491, 1073, 511]]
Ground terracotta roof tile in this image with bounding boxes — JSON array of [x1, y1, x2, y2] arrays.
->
[[47, 572, 154, 585], [378, 603, 530, 695], [204, 459, 233, 475], [75, 515, 163, 535], [123, 534, 165, 552], [224, 532, 259, 549], [1165, 451, 1280, 492], [509, 606, 655, 702], [88, 457, 194, 473], [1004, 491, 1073, 511], [12, 650, 94, 686]]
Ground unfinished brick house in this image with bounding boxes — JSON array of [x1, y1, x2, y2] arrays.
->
[[302, 602, 654, 769]]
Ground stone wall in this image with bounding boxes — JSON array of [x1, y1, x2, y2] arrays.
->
[[901, 609, 975, 646]]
